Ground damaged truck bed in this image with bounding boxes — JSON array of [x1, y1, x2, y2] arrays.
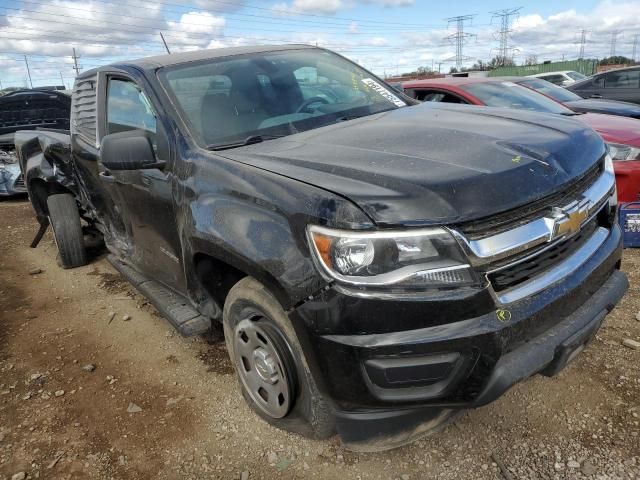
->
[[0, 89, 70, 197]]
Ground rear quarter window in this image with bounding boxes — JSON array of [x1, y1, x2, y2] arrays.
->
[[71, 76, 98, 147]]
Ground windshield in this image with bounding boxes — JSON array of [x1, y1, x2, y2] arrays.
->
[[462, 81, 574, 114], [517, 78, 582, 102], [159, 48, 407, 148], [567, 71, 587, 81]]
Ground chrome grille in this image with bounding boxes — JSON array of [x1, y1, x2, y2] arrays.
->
[[488, 217, 599, 292], [458, 159, 604, 241]]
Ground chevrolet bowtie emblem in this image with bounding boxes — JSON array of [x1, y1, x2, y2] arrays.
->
[[548, 199, 590, 240]]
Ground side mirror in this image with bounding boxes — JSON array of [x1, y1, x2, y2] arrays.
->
[[101, 130, 164, 171]]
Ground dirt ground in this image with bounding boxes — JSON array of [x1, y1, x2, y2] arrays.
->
[[0, 199, 638, 480]]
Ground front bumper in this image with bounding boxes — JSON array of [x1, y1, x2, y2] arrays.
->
[[290, 223, 627, 444]]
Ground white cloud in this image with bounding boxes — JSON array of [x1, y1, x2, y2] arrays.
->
[[190, 0, 248, 12], [272, 0, 414, 15], [272, 0, 342, 15], [166, 11, 226, 48]]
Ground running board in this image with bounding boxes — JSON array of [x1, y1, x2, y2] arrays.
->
[[107, 255, 211, 337]]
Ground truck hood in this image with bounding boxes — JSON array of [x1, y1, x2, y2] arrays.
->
[[220, 103, 605, 226]]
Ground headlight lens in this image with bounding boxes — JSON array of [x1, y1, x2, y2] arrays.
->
[[307, 225, 475, 287], [607, 143, 640, 161]]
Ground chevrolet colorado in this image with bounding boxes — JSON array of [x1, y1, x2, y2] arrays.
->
[[16, 45, 628, 451]]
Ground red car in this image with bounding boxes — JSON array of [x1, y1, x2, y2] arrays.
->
[[402, 77, 640, 202]]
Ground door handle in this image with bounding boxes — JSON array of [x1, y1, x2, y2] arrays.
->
[[590, 94, 602, 98], [99, 171, 116, 183]]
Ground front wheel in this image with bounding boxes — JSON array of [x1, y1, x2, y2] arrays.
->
[[223, 277, 334, 439], [47, 193, 88, 269]]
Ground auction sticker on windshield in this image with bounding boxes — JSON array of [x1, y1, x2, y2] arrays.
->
[[361, 78, 406, 107]]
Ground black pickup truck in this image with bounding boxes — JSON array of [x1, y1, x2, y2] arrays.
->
[[16, 45, 628, 451]]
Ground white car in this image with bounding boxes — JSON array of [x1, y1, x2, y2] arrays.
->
[[527, 71, 587, 87]]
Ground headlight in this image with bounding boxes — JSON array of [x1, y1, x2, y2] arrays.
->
[[307, 225, 475, 287], [607, 143, 640, 161]]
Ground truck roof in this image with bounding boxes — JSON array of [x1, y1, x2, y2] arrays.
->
[[77, 44, 316, 79]]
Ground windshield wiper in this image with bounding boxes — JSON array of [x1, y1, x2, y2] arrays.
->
[[207, 134, 285, 151]]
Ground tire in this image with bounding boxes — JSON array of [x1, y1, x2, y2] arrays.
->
[[47, 193, 88, 269], [223, 277, 335, 439]]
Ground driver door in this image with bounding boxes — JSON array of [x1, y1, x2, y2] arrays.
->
[[98, 74, 185, 292]]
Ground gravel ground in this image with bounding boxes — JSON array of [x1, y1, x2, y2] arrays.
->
[[0, 199, 639, 480]]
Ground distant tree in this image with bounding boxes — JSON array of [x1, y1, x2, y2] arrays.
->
[[470, 59, 489, 71], [524, 55, 538, 66], [489, 56, 516, 68], [599, 56, 633, 65], [449, 66, 459, 74]]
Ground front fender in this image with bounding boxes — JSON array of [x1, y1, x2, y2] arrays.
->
[[183, 168, 374, 309]]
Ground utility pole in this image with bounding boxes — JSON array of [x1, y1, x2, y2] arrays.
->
[[159, 32, 171, 54], [59, 71, 65, 89], [23, 55, 33, 89], [491, 7, 522, 66], [610, 31, 621, 57], [633, 34, 639, 62], [578, 29, 589, 59], [444, 14, 476, 70], [72, 48, 81, 76]]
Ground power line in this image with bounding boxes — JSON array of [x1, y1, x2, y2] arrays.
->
[[491, 7, 522, 66], [444, 14, 476, 69], [632, 34, 639, 62], [6, 0, 445, 31]]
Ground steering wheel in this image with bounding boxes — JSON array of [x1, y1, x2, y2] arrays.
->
[[296, 96, 330, 113]]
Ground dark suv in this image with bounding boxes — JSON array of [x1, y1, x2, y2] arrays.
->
[[16, 45, 628, 451], [568, 66, 640, 104]]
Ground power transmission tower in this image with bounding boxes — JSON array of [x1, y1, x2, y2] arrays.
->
[[444, 14, 476, 70], [23, 55, 33, 89], [633, 34, 639, 62], [72, 48, 81, 76], [491, 7, 522, 66], [609, 31, 621, 57], [578, 29, 589, 59]]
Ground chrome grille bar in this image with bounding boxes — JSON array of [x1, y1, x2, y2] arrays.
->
[[449, 169, 615, 266]]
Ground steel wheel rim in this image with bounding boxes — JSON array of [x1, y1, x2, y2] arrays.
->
[[233, 317, 292, 419]]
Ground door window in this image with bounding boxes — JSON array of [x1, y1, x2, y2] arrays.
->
[[106, 79, 157, 136], [605, 70, 640, 88]]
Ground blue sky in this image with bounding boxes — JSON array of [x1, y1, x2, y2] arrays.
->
[[0, 0, 637, 88]]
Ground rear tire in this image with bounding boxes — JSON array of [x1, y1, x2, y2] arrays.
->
[[47, 193, 88, 269], [223, 277, 334, 439]]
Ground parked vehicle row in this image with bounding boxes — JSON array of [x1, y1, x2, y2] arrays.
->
[[401, 76, 640, 203], [14, 45, 629, 451]]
